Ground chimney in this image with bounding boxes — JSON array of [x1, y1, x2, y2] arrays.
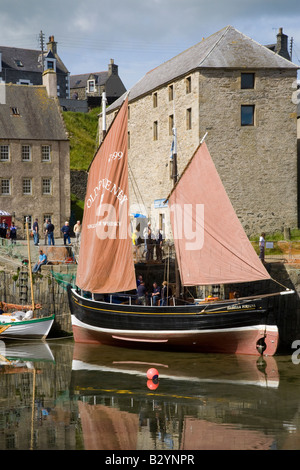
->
[[276, 28, 291, 61], [108, 58, 118, 76], [42, 69, 57, 98], [47, 35, 57, 55], [0, 82, 6, 105]]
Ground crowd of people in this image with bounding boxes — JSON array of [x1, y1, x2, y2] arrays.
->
[[0, 218, 18, 244], [0, 217, 82, 247], [136, 274, 171, 306], [31, 218, 82, 247]]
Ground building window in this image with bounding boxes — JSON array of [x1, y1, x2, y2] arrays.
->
[[186, 76, 191, 94], [23, 215, 32, 230], [241, 105, 255, 126], [87, 80, 95, 93], [11, 107, 20, 116], [169, 115, 174, 136], [153, 92, 158, 108], [23, 178, 32, 195], [186, 108, 192, 130], [0, 145, 9, 161], [153, 121, 158, 141], [1, 179, 11, 195], [47, 60, 54, 70], [241, 73, 255, 89], [168, 85, 174, 101], [42, 178, 52, 195], [42, 145, 51, 162], [128, 131, 130, 150], [22, 145, 31, 161]]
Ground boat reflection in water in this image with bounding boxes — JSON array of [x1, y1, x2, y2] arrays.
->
[[71, 343, 300, 451]]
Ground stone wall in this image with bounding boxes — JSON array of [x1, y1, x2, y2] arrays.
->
[[70, 170, 88, 201], [106, 67, 298, 238], [0, 264, 75, 335]]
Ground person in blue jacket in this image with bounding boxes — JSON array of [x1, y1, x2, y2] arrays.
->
[[61, 221, 71, 245]]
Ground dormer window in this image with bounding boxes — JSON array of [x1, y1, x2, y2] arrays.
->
[[15, 59, 24, 67], [44, 51, 56, 72], [87, 79, 96, 93], [47, 60, 54, 70]]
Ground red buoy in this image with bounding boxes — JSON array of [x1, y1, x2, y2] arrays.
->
[[147, 368, 159, 380], [147, 379, 159, 390]]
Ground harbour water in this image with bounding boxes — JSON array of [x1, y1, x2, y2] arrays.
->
[[1, 338, 300, 451]]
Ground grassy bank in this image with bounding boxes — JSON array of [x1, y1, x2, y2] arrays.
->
[[63, 107, 100, 171]]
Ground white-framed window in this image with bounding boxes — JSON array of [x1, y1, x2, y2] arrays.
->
[[17, 79, 32, 86], [87, 79, 95, 93], [0, 179, 11, 195], [42, 145, 51, 162], [47, 60, 54, 70], [42, 178, 52, 195], [22, 145, 31, 161], [44, 214, 52, 223], [23, 178, 32, 195], [0, 145, 9, 161]]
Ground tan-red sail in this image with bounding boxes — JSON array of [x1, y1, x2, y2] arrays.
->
[[169, 142, 270, 286], [76, 98, 136, 293]]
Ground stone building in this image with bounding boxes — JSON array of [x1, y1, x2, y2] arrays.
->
[[0, 36, 70, 99], [0, 71, 70, 238], [105, 26, 299, 238], [70, 59, 126, 108]]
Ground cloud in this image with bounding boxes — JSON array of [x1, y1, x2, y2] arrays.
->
[[0, 0, 299, 88]]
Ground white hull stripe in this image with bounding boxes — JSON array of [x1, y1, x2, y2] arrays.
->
[[71, 315, 278, 336]]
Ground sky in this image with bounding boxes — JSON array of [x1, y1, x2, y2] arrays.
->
[[0, 0, 300, 90]]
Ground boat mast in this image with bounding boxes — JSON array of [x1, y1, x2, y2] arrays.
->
[[25, 217, 35, 316], [171, 103, 181, 299], [101, 89, 107, 143]]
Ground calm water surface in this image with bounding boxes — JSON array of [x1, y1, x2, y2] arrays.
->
[[0, 338, 300, 451]]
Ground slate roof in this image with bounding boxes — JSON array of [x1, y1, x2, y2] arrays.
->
[[0, 83, 68, 140], [0, 45, 68, 74], [70, 72, 108, 89], [108, 25, 298, 111]]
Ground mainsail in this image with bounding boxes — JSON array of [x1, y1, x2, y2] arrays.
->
[[169, 142, 270, 286], [76, 98, 136, 293]]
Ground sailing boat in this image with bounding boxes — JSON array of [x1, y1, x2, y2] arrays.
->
[[67, 97, 294, 356], [0, 218, 54, 340]]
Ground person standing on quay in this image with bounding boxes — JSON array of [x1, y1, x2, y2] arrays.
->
[[74, 220, 81, 245], [43, 219, 48, 245], [9, 222, 17, 245], [61, 221, 71, 245], [259, 232, 266, 263], [32, 218, 39, 245], [46, 219, 55, 245]]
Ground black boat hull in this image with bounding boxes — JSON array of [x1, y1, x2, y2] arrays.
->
[[67, 286, 278, 356]]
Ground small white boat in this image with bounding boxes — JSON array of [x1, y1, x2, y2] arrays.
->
[[0, 311, 54, 340]]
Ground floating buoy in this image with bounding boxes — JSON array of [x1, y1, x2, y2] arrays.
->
[[147, 379, 159, 390], [147, 367, 159, 380]]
